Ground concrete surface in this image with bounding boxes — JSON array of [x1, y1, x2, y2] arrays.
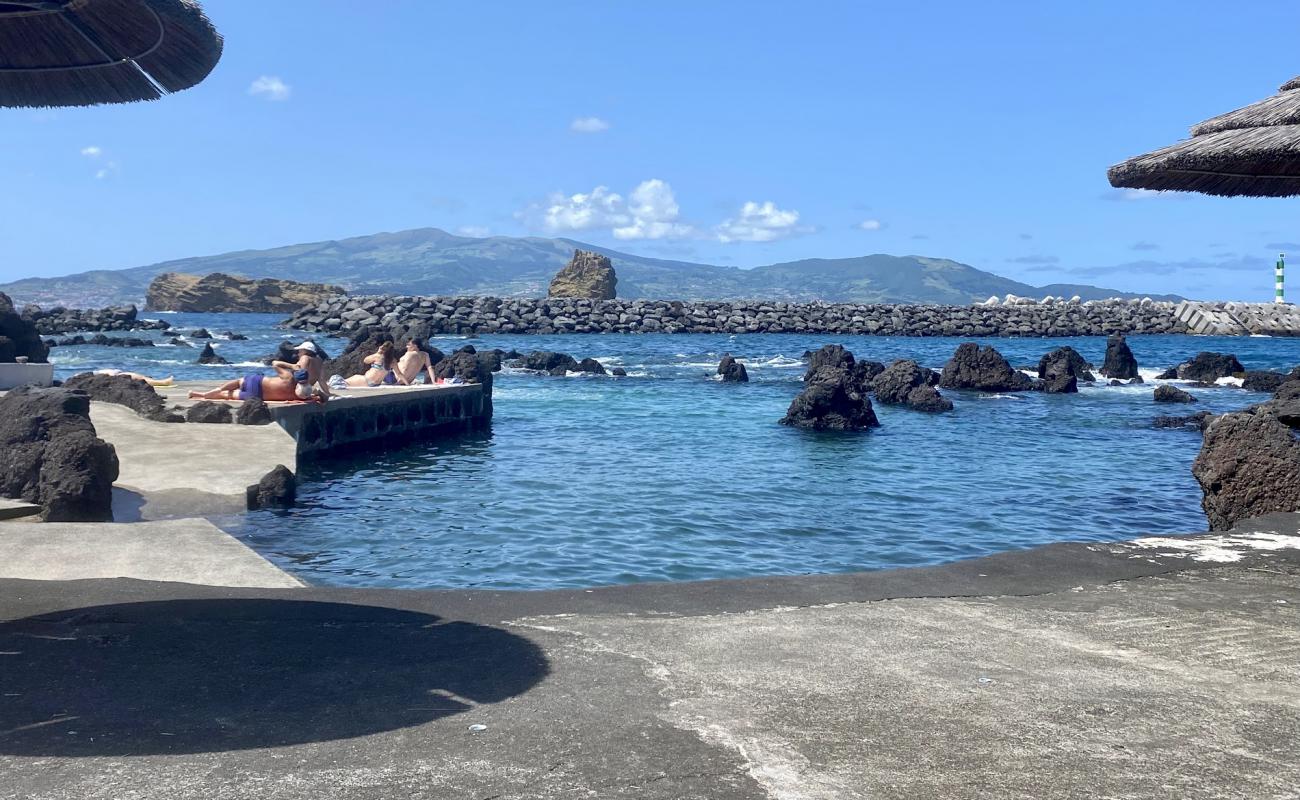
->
[[2, 516, 1299, 799], [89, 402, 296, 520], [0, 498, 40, 521], [0, 362, 53, 390], [1176, 300, 1300, 336], [0, 518, 301, 588]]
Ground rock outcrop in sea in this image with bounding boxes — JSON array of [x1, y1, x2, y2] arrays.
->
[[781, 360, 879, 430], [0, 386, 118, 521], [871, 359, 951, 412], [1100, 334, 1139, 380], [548, 250, 617, 300], [0, 291, 48, 363], [197, 342, 230, 365], [147, 272, 345, 313], [1154, 385, 1195, 404], [939, 343, 1034, 392], [718, 354, 749, 383], [1176, 352, 1245, 383]]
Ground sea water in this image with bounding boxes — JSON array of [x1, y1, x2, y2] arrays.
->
[[48, 312, 1298, 590]]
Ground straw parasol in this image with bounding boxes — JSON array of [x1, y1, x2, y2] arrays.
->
[[1108, 76, 1300, 198], [0, 0, 222, 108]]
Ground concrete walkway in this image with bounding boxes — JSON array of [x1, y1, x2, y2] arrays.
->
[[2, 516, 1299, 799], [90, 402, 296, 520], [0, 519, 301, 588]]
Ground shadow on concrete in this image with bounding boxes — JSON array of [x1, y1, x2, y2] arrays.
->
[[0, 598, 548, 756]]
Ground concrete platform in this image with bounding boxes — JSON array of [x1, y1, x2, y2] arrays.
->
[[0, 518, 300, 588], [0, 498, 40, 522], [89, 402, 296, 520], [1, 516, 1298, 799]]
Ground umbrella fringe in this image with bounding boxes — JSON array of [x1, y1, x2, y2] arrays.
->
[[0, 0, 220, 108]]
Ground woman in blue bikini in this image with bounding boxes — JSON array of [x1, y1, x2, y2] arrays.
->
[[343, 341, 399, 388]]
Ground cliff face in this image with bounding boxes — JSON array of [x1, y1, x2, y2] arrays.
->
[[548, 250, 617, 300], [146, 272, 345, 313]]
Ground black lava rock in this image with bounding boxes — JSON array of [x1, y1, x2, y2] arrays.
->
[[235, 397, 273, 425], [1154, 411, 1211, 431], [717, 353, 749, 383], [0, 291, 49, 363], [1038, 346, 1095, 383], [611, 367, 628, 377], [197, 342, 230, 365], [1099, 334, 1139, 380], [939, 343, 1034, 392], [871, 359, 951, 411], [781, 364, 880, 430], [188, 328, 213, 339], [1154, 385, 1196, 404], [513, 351, 579, 374], [1242, 370, 1287, 393], [0, 386, 118, 521], [62, 373, 180, 422], [1177, 352, 1245, 383], [575, 357, 608, 375], [247, 464, 296, 509], [186, 401, 233, 423]]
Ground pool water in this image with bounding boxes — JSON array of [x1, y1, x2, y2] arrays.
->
[[50, 312, 1297, 590]]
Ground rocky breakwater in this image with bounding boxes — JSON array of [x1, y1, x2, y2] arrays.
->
[[285, 295, 1188, 338], [0, 386, 118, 521], [148, 272, 345, 314], [20, 303, 169, 336]]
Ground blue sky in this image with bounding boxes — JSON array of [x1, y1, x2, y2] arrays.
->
[[3, 0, 1300, 300]]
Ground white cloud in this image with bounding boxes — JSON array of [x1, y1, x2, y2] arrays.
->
[[570, 116, 610, 133], [715, 201, 812, 243], [456, 225, 491, 238], [857, 218, 883, 231], [539, 185, 629, 232], [80, 145, 102, 158], [249, 75, 291, 101], [612, 179, 694, 240], [531, 179, 695, 240], [95, 161, 118, 180]]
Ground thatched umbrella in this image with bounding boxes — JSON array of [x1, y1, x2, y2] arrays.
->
[[1108, 76, 1300, 198], [0, 0, 222, 108]]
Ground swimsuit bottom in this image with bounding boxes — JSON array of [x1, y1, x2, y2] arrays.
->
[[239, 373, 264, 401]]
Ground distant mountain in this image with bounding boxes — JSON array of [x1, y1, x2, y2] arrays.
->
[[0, 227, 1183, 308]]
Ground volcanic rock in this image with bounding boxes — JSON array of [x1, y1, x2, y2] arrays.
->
[[1154, 385, 1195, 404], [1177, 352, 1245, 383], [547, 250, 617, 300], [1155, 368, 1179, 380], [717, 353, 749, 383], [0, 291, 49, 363], [780, 365, 880, 430], [197, 342, 230, 365], [513, 351, 579, 374], [1242, 370, 1287, 393], [62, 373, 180, 422], [189, 328, 213, 339], [246, 465, 296, 510], [1040, 374, 1078, 394], [186, 401, 233, 423], [1154, 411, 1211, 431], [148, 272, 345, 313], [872, 360, 951, 411], [1099, 334, 1139, 380], [432, 350, 495, 386], [235, 397, 273, 425], [1038, 346, 1095, 383], [611, 367, 628, 377], [939, 343, 1034, 392], [1193, 410, 1300, 530], [0, 386, 118, 521]]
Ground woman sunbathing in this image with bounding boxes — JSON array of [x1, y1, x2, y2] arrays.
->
[[343, 341, 399, 387]]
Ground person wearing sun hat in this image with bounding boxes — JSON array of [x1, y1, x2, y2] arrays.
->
[[272, 340, 331, 401]]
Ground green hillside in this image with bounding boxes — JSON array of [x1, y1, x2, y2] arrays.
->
[[0, 227, 1181, 308]]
